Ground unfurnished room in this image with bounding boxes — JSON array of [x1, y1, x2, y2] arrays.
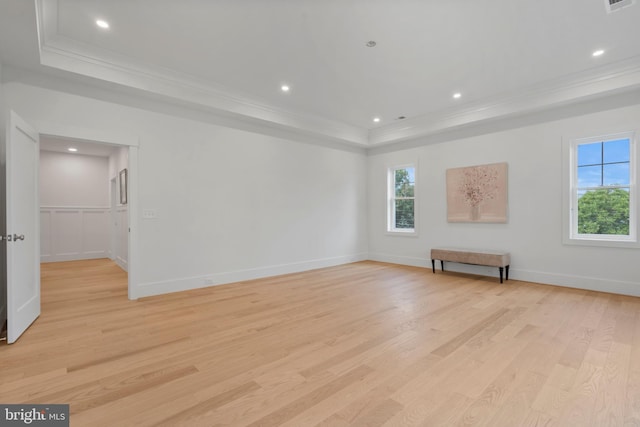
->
[[1, 1, 640, 426]]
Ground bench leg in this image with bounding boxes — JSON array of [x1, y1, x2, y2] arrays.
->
[[506, 265, 509, 281], [431, 259, 435, 274], [440, 260, 444, 271], [499, 267, 504, 284]]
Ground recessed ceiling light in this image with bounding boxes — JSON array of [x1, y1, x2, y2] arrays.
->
[[281, 85, 290, 92], [453, 92, 462, 99], [68, 147, 78, 152], [366, 41, 377, 48], [96, 19, 110, 29], [373, 117, 381, 123], [592, 49, 605, 57]]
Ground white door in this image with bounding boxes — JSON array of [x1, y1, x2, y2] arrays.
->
[[5, 111, 40, 343]]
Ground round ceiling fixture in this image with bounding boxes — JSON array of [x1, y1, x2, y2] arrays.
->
[[373, 117, 381, 123], [592, 49, 605, 57], [281, 85, 290, 92], [68, 147, 78, 152], [366, 41, 377, 48], [453, 92, 462, 99], [96, 19, 110, 29]]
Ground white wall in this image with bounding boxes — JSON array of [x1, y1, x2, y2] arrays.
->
[[109, 146, 128, 182], [3, 78, 368, 298], [369, 103, 640, 296], [40, 150, 109, 206], [39, 150, 110, 262]]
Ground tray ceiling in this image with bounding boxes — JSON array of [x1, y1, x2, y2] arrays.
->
[[2, 0, 640, 146]]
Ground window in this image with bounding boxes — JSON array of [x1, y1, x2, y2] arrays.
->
[[567, 132, 637, 246], [388, 165, 416, 233]]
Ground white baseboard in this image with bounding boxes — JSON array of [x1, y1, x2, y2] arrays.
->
[[134, 253, 369, 298], [369, 252, 640, 297], [368, 253, 430, 268], [512, 269, 640, 297], [132, 251, 640, 299], [41, 251, 109, 263], [116, 256, 128, 273]]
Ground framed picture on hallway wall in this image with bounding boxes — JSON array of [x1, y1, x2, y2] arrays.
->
[[119, 168, 128, 205]]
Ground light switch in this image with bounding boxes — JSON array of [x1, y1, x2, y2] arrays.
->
[[142, 209, 157, 219]]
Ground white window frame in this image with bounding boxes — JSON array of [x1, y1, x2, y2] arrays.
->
[[387, 164, 417, 235], [562, 131, 639, 248]]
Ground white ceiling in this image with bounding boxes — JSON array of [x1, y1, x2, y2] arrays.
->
[[1, 0, 640, 147], [40, 135, 119, 157]]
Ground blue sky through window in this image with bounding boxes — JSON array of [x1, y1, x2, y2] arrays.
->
[[406, 167, 415, 183], [577, 138, 630, 188]]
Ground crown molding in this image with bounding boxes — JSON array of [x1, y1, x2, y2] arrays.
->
[[369, 55, 640, 146], [35, 0, 368, 147], [35, 0, 640, 149]]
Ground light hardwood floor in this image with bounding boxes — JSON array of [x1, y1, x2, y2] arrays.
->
[[1, 259, 639, 426]]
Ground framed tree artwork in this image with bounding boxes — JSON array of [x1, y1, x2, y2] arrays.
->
[[446, 162, 507, 223]]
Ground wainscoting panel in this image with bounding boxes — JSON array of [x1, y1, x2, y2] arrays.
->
[[40, 206, 110, 263]]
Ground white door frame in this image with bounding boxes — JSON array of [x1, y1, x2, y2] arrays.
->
[[34, 122, 140, 300], [109, 177, 118, 262]]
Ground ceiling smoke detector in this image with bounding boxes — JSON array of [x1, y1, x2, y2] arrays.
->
[[366, 41, 377, 48], [605, 0, 635, 13]]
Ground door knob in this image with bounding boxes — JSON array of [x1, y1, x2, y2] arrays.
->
[[13, 234, 24, 241]]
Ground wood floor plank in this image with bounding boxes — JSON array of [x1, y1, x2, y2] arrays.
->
[[485, 371, 548, 427], [155, 381, 262, 426], [349, 398, 404, 427], [1, 259, 639, 426], [322, 352, 442, 425], [246, 365, 373, 427], [593, 342, 631, 426], [625, 311, 640, 426], [430, 308, 510, 357], [421, 392, 474, 426]]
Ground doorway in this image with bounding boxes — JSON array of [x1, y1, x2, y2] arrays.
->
[[39, 136, 130, 291], [34, 122, 139, 301], [3, 113, 140, 343]]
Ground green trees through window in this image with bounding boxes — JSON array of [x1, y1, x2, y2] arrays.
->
[[389, 166, 415, 232], [577, 188, 629, 235], [394, 168, 415, 229]]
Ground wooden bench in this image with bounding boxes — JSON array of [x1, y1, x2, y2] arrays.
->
[[430, 247, 510, 283]]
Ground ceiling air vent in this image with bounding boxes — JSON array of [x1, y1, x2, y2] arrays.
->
[[605, 0, 635, 13]]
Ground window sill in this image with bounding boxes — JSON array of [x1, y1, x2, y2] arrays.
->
[[563, 235, 640, 249], [386, 229, 418, 237]]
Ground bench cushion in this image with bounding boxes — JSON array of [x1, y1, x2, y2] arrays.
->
[[431, 247, 510, 268]]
